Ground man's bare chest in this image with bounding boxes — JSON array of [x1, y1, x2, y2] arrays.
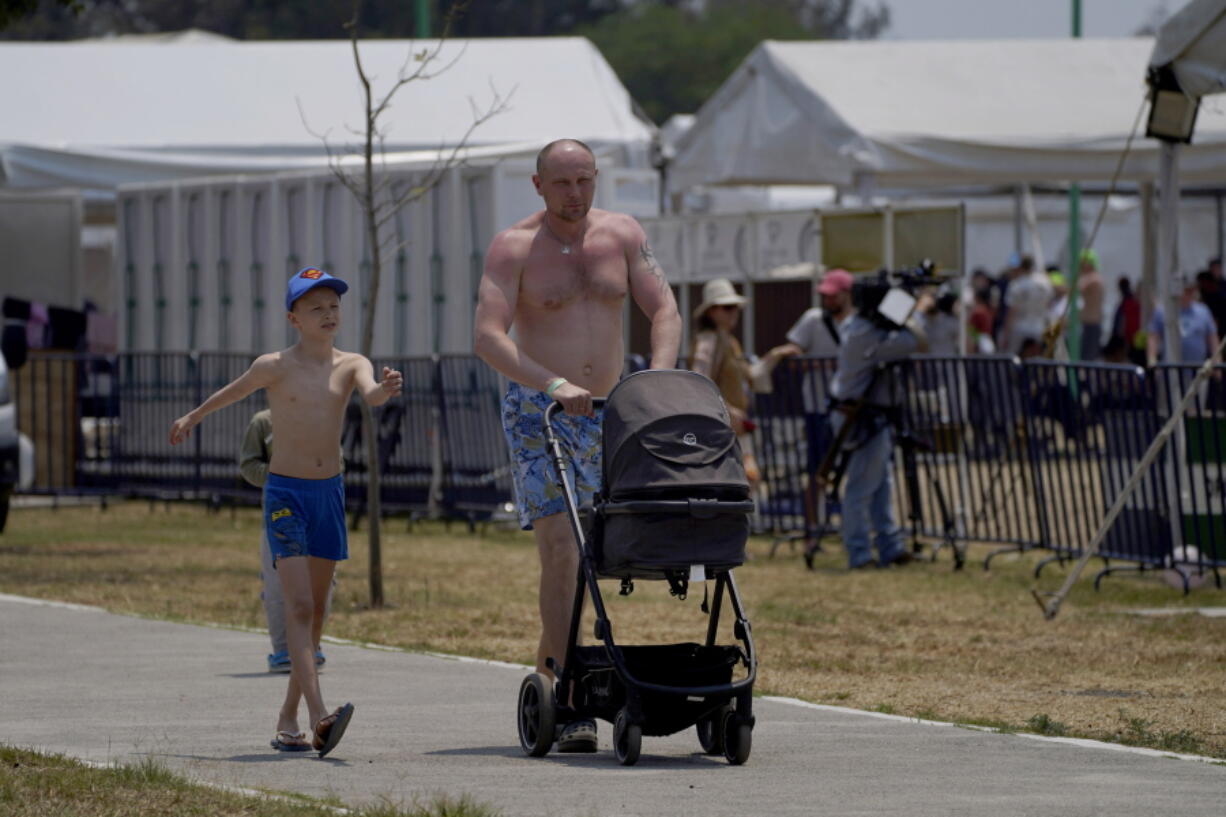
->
[[520, 246, 628, 312]]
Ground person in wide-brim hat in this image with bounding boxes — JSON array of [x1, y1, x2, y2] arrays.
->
[[689, 278, 800, 486], [693, 278, 748, 320]]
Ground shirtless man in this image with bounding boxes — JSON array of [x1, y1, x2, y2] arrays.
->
[[473, 139, 681, 752], [170, 267, 403, 758], [1078, 249, 1106, 361]]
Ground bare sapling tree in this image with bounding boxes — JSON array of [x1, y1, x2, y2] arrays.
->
[[303, 0, 512, 607]]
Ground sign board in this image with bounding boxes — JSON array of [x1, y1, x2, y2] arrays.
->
[[690, 215, 754, 281]]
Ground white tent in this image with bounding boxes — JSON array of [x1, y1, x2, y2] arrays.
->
[[1150, 0, 1226, 99], [669, 37, 1226, 193], [0, 36, 656, 192]]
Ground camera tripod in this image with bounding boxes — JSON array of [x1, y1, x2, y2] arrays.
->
[[809, 398, 964, 572], [896, 426, 964, 570]]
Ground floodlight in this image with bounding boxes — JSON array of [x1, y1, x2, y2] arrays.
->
[[1146, 65, 1200, 143]]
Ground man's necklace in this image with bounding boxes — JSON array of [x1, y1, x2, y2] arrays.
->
[[542, 219, 581, 255]]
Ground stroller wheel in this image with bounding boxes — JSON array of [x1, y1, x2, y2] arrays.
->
[[613, 708, 642, 766], [722, 710, 752, 766], [517, 673, 556, 757], [696, 704, 731, 755]]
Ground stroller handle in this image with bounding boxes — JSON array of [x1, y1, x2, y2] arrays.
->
[[543, 396, 607, 431]]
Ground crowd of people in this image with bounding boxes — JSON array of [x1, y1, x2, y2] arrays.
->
[[688, 250, 1226, 574], [962, 251, 1224, 366]]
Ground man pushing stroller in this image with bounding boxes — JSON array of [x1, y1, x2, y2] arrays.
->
[[473, 139, 682, 751]]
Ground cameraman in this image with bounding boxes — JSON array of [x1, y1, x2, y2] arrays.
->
[[827, 280, 931, 570]]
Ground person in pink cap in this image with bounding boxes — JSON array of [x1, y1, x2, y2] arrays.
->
[[785, 269, 855, 561]]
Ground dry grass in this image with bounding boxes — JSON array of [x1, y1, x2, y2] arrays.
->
[[2, 500, 1225, 758]]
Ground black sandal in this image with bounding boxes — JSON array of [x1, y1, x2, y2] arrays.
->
[[312, 702, 355, 757]]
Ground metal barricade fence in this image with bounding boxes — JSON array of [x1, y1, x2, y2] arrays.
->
[[905, 355, 1043, 552], [343, 357, 439, 518], [194, 352, 265, 496], [8, 350, 1225, 582], [1017, 361, 1100, 564], [111, 352, 262, 499], [12, 352, 116, 494], [892, 355, 1035, 555], [1090, 363, 1171, 568], [1018, 361, 1172, 571], [76, 354, 121, 491], [1158, 363, 1226, 574], [890, 357, 1186, 571], [751, 356, 837, 535], [436, 355, 514, 522], [753, 355, 1223, 581]]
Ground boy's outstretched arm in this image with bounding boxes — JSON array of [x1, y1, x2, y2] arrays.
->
[[356, 358, 403, 407], [169, 356, 276, 445]]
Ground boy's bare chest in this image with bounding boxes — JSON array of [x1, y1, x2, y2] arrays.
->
[[278, 363, 350, 407], [520, 240, 628, 311]]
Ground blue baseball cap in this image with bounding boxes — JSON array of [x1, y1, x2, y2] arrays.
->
[[286, 267, 348, 311]]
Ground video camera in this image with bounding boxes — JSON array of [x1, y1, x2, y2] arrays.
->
[[852, 259, 955, 330]]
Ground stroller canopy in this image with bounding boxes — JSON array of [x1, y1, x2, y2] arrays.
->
[[602, 370, 748, 499]]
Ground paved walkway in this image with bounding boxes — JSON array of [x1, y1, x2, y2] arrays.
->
[[3, 593, 1223, 817]]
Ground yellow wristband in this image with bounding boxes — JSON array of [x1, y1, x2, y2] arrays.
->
[[545, 377, 568, 397]]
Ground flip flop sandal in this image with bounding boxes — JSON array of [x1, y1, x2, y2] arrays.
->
[[312, 702, 355, 758], [270, 731, 312, 752]]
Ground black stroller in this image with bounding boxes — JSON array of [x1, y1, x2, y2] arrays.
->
[[515, 369, 758, 765]]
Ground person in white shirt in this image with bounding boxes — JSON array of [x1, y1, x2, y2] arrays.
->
[[1000, 255, 1052, 355], [785, 269, 854, 562]]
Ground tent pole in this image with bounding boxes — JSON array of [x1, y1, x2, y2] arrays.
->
[[855, 172, 875, 206], [1067, 0, 1083, 359], [1067, 183, 1082, 359], [415, 0, 431, 37], [1158, 141, 1181, 364], [1157, 140, 1185, 560], [1141, 182, 1156, 329], [1217, 191, 1224, 263], [1013, 186, 1024, 257]]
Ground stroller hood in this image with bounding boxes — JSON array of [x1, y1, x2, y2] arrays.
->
[[602, 369, 749, 498]]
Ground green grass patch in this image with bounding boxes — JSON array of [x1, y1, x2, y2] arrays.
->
[[0, 746, 499, 817], [1026, 714, 1068, 736]]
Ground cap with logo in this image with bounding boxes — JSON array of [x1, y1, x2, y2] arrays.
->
[[285, 267, 349, 311]]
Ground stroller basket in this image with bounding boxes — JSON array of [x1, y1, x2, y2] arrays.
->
[[573, 642, 745, 736]]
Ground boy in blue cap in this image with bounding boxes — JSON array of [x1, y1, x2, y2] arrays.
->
[[170, 267, 403, 757]]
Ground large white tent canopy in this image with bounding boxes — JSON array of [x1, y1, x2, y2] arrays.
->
[[0, 35, 655, 191], [1147, 0, 1226, 371], [1150, 0, 1226, 98], [669, 36, 1226, 192]]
